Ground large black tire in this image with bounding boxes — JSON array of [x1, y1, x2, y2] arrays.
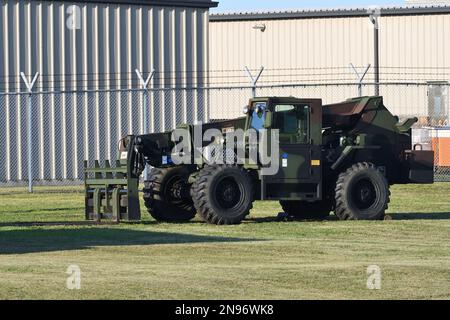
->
[[334, 162, 390, 220], [191, 165, 254, 225], [143, 167, 196, 222], [279, 200, 331, 220]]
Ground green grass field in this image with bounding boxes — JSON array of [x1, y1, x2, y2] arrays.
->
[[0, 184, 449, 300]]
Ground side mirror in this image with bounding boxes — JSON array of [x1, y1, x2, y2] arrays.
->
[[264, 111, 272, 129]]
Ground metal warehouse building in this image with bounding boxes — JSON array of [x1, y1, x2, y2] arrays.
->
[[209, 5, 450, 119], [0, 0, 216, 91], [0, 0, 218, 185]]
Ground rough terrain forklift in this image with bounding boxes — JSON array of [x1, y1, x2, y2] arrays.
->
[[84, 96, 434, 224]]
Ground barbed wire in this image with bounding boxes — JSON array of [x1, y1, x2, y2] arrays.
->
[[2, 66, 450, 91], [12, 66, 450, 76]]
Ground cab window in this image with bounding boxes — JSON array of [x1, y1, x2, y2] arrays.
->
[[250, 102, 267, 130], [273, 104, 310, 144]]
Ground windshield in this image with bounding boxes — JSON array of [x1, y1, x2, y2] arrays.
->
[[250, 102, 267, 130]]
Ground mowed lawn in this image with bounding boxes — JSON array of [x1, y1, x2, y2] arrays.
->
[[0, 184, 449, 300]]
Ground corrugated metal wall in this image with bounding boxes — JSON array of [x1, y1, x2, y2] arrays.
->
[[0, 0, 210, 184], [209, 12, 450, 119], [1, 0, 209, 91]]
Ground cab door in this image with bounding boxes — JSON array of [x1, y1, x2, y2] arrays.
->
[[263, 99, 322, 199]]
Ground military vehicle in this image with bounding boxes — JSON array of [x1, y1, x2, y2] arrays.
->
[[84, 96, 434, 224]]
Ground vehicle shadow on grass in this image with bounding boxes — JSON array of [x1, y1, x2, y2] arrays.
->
[[248, 212, 450, 223], [390, 212, 450, 220], [247, 214, 339, 223], [0, 227, 259, 255], [0, 219, 205, 228]]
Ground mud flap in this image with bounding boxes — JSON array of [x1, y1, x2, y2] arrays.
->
[[404, 148, 434, 183]]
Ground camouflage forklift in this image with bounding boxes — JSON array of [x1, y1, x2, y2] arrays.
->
[[84, 96, 434, 224]]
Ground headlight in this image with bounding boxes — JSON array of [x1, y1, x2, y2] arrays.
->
[[243, 105, 249, 114]]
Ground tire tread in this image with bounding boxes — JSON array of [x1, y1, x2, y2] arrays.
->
[[334, 162, 390, 220], [191, 165, 253, 225]]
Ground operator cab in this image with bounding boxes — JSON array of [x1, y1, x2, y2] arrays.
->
[[244, 97, 323, 201]]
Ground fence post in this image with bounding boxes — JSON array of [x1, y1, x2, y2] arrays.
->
[[244, 66, 264, 98], [349, 63, 371, 97], [20, 72, 39, 193], [135, 69, 155, 181], [368, 8, 381, 96]]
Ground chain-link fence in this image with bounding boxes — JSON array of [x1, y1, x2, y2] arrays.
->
[[1, 81, 449, 188], [0, 87, 209, 187]]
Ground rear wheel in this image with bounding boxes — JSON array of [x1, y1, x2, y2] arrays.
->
[[280, 200, 331, 220], [334, 162, 390, 220], [191, 165, 254, 225], [143, 166, 196, 222]]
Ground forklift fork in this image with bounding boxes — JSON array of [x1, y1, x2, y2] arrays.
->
[[84, 136, 141, 222]]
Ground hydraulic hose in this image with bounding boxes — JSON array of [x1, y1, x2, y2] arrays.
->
[[130, 136, 146, 178]]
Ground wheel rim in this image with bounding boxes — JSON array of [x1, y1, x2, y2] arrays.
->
[[163, 174, 189, 206], [214, 176, 244, 210], [351, 178, 378, 210]]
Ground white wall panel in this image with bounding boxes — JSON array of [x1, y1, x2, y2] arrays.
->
[[209, 10, 450, 119]]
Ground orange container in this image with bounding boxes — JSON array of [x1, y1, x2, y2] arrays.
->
[[430, 129, 450, 167]]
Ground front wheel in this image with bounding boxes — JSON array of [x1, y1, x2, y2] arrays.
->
[[334, 162, 390, 220], [143, 166, 196, 222], [191, 165, 254, 225]]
